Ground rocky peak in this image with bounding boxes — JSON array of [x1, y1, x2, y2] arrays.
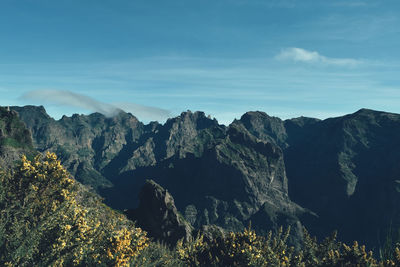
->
[[165, 110, 219, 130], [235, 111, 288, 148], [352, 108, 378, 116], [125, 180, 192, 245], [156, 110, 224, 159], [11, 105, 53, 128], [345, 108, 400, 126], [12, 105, 50, 118], [284, 116, 320, 128]]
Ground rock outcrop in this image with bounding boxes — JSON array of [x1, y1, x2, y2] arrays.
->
[[126, 180, 192, 245]]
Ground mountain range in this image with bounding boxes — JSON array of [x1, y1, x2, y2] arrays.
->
[[9, 105, 400, 251]]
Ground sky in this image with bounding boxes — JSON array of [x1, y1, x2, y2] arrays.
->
[[1, 0, 400, 125]]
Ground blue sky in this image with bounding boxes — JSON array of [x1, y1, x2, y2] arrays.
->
[[1, 0, 400, 124]]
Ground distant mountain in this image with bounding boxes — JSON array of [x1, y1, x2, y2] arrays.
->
[[11, 105, 400, 250]]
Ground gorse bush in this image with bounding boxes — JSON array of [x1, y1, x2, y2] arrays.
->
[[176, 226, 293, 266], [175, 226, 400, 267], [0, 152, 149, 266], [178, 226, 314, 266]]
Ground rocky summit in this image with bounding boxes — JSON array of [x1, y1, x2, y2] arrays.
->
[[10, 105, 400, 250]]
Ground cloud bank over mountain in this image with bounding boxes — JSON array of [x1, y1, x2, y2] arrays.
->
[[20, 90, 171, 121]]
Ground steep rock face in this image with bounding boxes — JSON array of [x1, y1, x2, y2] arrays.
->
[[236, 109, 400, 249], [119, 111, 225, 173], [126, 180, 192, 245], [234, 111, 289, 148], [284, 109, 400, 248]]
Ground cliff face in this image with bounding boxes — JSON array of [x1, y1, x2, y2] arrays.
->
[[11, 105, 400, 250], [234, 109, 400, 248], [287, 109, 400, 248]]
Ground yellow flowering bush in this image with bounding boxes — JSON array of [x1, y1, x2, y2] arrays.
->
[[175, 226, 400, 267], [176, 226, 294, 266], [0, 153, 148, 266]]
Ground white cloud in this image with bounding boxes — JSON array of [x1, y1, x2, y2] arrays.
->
[[114, 102, 172, 121], [20, 89, 171, 121], [276, 47, 361, 66]]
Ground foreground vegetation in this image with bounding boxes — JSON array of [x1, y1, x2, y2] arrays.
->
[[0, 153, 148, 266], [1, 153, 400, 266], [131, 227, 400, 267]]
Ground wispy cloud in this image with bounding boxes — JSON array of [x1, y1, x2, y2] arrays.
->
[[276, 47, 362, 66], [114, 102, 172, 121], [20, 89, 171, 121]]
